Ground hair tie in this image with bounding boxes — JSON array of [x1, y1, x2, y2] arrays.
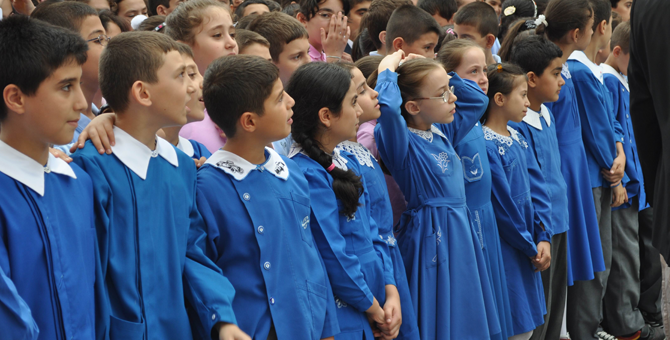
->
[[534, 14, 548, 28], [503, 5, 516, 16], [524, 19, 538, 30], [497, 64, 503, 73], [326, 163, 336, 172], [155, 22, 166, 31]]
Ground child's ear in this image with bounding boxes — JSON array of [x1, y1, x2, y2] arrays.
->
[[156, 5, 167, 15], [239, 112, 258, 133], [2, 84, 26, 115], [493, 92, 505, 107], [527, 72, 538, 88], [598, 20, 607, 35], [569, 28, 581, 45], [485, 33, 496, 49], [318, 107, 333, 128], [392, 37, 405, 53], [379, 31, 387, 48], [404, 100, 421, 116], [612, 45, 622, 58], [296, 12, 309, 26], [131, 81, 152, 107]]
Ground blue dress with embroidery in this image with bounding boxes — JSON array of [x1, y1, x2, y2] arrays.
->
[[374, 70, 500, 340], [290, 148, 386, 340], [545, 64, 605, 285], [337, 141, 420, 340], [484, 125, 552, 335], [454, 123, 513, 340]]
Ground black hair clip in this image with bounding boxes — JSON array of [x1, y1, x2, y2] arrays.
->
[[524, 19, 537, 30], [155, 22, 166, 31]]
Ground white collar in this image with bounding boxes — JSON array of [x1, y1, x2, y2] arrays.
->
[[0, 140, 76, 196], [111, 126, 179, 180], [176, 136, 194, 157], [287, 142, 349, 171], [205, 147, 289, 181], [561, 63, 572, 79], [408, 125, 447, 143], [337, 141, 375, 169], [601, 63, 629, 92], [569, 50, 604, 84], [523, 104, 551, 130]]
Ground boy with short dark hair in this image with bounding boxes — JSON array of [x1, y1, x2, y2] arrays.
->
[[601, 21, 663, 340], [0, 15, 93, 340], [610, 0, 632, 22], [384, 4, 442, 59], [70, 31, 249, 340], [148, 0, 181, 15], [453, 1, 500, 64], [297, 0, 350, 62], [234, 0, 272, 19], [248, 12, 311, 83], [509, 34, 569, 340], [417, 0, 457, 27], [347, 0, 371, 42], [198, 54, 339, 340], [235, 29, 272, 60], [359, 0, 412, 56], [31, 1, 106, 155]]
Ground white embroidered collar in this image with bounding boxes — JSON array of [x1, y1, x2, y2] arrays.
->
[[287, 142, 348, 171], [569, 50, 604, 84], [523, 104, 552, 130], [206, 147, 289, 181], [176, 136, 194, 158], [561, 63, 572, 79], [408, 125, 447, 143], [0, 140, 76, 196], [337, 141, 374, 169], [601, 63, 629, 92], [111, 126, 179, 180]]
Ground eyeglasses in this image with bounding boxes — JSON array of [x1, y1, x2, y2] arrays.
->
[[412, 85, 455, 103], [316, 10, 344, 21], [86, 35, 111, 47]]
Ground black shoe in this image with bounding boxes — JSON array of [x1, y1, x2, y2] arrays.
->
[[640, 324, 666, 340], [642, 311, 664, 328]]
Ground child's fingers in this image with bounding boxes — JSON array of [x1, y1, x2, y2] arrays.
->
[[320, 27, 327, 44], [104, 122, 116, 147]]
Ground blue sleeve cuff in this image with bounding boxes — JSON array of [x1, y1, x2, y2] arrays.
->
[[536, 231, 552, 244], [378, 69, 398, 84]]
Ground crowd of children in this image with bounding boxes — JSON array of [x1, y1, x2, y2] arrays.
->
[[0, 0, 664, 339]]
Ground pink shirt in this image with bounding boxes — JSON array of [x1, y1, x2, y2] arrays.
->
[[179, 110, 227, 153], [357, 120, 407, 227], [309, 44, 326, 62]]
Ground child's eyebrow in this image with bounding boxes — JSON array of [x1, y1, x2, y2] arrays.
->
[[174, 65, 186, 76], [208, 25, 225, 31], [275, 89, 284, 101], [356, 81, 366, 91], [88, 29, 105, 38], [57, 77, 78, 86]]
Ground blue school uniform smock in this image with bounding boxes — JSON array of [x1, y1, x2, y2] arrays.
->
[[289, 147, 385, 340], [0, 141, 96, 340], [509, 105, 570, 235], [568, 51, 627, 188], [177, 136, 212, 160], [455, 124, 513, 340], [374, 70, 500, 340], [484, 126, 552, 335], [602, 65, 648, 210], [545, 63, 606, 285], [336, 141, 420, 340], [71, 127, 237, 340], [196, 147, 339, 340]]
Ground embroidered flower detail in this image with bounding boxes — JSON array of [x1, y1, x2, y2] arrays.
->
[[483, 126, 515, 156], [436, 227, 442, 245], [274, 161, 286, 175], [335, 297, 348, 308], [337, 141, 375, 169], [386, 235, 397, 247], [346, 214, 356, 222], [301, 216, 309, 229], [562, 63, 571, 79], [431, 152, 451, 173], [216, 160, 244, 174]]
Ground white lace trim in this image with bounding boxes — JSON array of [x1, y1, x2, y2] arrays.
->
[[337, 141, 375, 169], [561, 63, 571, 79], [482, 125, 528, 155], [408, 125, 447, 143]]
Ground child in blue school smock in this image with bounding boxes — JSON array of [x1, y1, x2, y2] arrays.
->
[[508, 35, 570, 340], [195, 56, 339, 340], [482, 63, 553, 340], [71, 32, 248, 340], [437, 38, 514, 340], [0, 16, 93, 340], [285, 62, 389, 340], [335, 62, 419, 340], [373, 51, 500, 340]]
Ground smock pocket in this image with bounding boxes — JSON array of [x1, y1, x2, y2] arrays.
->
[[461, 152, 484, 182], [109, 315, 144, 340], [424, 226, 447, 268], [305, 280, 328, 339], [291, 192, 314, 247]]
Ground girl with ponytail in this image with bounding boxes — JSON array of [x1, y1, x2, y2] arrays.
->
[[373, 50, 500, 340], [285, 62, 388, 340]]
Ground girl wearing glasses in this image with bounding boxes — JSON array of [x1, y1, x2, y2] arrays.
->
[[482, 63, 553, 340], [373, 50, 500, 340]]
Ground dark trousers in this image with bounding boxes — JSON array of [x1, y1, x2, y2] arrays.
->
[[638, 207, 663, 318], [531, 232, 567, 340]]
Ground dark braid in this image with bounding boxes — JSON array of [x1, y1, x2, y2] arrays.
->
[[286, 62, 364, 217]]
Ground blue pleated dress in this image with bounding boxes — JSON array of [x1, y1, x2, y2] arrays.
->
[[374, 70, 500, 340]]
